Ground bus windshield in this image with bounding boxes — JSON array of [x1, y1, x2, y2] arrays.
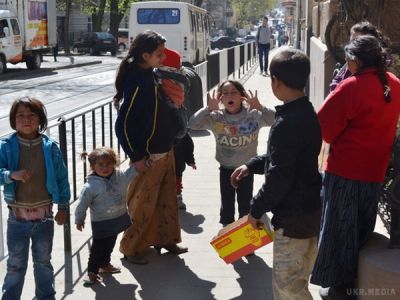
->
[[137, 8, 180, 24]]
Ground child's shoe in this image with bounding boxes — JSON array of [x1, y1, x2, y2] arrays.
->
[[99, 263, 121, 273], [177, 193, 186, 210], [83, 272, 101, 286]]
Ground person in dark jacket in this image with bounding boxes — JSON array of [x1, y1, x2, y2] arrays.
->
[[231, 49, 322, 300], [174, 132, 196, 210], [114, 30, 188, 265]]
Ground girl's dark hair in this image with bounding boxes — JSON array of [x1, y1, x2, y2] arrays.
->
[[9, 96, 48, 132], [218, 80, 246, 97], [80, 147, 118, 170], [114, 30, 166, 100], [351, 21, 391, 48], [345, 35, 391, 102]]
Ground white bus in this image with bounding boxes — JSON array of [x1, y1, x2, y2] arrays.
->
[[128, 1, 210, 66]]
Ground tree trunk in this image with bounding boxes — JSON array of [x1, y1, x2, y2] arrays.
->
[[94, 0, 106, 32], [63, 0, 71, 54], [194, 0, 203, 7], [109, 0, 119, 39]]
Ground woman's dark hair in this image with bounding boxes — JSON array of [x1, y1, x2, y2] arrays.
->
[[114, 30, 166, 100], [351, 21, 391, 48], [9, 96, 48, 132], [218, 80, 246, 97], [80, 147, 118, 170], [345, 35, 391, 102], [269, 49, 310, 90]]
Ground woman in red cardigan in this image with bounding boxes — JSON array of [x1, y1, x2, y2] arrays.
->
[[311, 35, 400, 299]]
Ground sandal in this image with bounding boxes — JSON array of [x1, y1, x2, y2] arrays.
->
[[154, 244, 188, 255], [83, 272, 101, 286], [99, 263, 121, 273]]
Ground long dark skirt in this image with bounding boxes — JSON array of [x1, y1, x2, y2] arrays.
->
[[310, 172, 380, 287]]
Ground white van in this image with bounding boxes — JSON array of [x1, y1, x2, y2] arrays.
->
[[129, 1, 210, 66]]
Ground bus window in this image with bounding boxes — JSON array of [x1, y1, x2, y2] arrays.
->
[[137, 8, 180, 24], [191, 12, 195, 32]]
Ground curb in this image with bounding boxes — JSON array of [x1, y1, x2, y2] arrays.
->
[[0, 60, 102, 81]]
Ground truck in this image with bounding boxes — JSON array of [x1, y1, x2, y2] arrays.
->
[[0, 0, 56, 74]]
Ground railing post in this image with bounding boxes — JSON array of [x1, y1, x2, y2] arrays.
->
[[58, 118, 72, 252]]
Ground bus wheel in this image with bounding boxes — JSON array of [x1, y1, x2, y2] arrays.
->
[[118, 43, 126, 51], [0, 55, 6, 74], [26, 53, 42, 70]]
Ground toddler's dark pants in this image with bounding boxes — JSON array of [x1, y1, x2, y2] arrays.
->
[[88, 234, 118, 273]]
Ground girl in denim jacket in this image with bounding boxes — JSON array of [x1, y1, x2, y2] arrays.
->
[[75, 147, 136, 285], [0, 97, 70, 300]]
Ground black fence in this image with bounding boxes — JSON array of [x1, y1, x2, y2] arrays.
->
[[0, 43, 258, 254]]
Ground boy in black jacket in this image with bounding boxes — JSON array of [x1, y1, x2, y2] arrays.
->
[[231, 49, 322, 300]]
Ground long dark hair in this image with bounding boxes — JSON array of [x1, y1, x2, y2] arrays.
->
[[114, 30, 166, 101], [345, 35, 391, 102]]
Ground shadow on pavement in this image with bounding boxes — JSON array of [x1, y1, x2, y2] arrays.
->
[[179, 210, 205, 234], [90, 275, 138, 300], [122, 254, 217, 299], [231, 255, 273, 300]]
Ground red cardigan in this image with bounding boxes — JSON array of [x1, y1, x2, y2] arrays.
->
[[318, 68, 400, 182]]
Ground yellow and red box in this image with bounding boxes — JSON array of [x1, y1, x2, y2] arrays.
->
[[210, 215, 274, 264]]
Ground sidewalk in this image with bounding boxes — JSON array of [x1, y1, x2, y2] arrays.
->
[[0, 56, 390, 300]]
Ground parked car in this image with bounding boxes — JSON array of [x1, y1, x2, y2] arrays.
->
[[117, 28, 128, 51], [73, 32, 118, 56], [243, 34, 256, 43], [211, 36, 242, 50]]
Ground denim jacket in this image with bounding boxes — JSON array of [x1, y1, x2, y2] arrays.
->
[[0, 133, 71, 207]]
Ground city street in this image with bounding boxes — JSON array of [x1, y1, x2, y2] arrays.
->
[[0, 55, 120, 135], [0, 51, 394, 299]]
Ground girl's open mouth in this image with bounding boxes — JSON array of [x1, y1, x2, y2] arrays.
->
[[228, 100, 234, 105]]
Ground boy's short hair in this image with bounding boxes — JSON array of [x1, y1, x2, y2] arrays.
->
[[269, 49, 310, 90], [263, 16, 268, 21]]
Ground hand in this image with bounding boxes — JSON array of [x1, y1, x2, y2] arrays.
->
[[189, 163, 197, 170], [248, 214, 264, 230], [207, 90, 220, 112], [113, 97, 121, 111], [245, 90, 263, 111], [230, 165, 249, 188], [11, 170, 33, 183], [55, 211, 68, 225], [76, 223, 84, 231], [133, 158, 150, 172]]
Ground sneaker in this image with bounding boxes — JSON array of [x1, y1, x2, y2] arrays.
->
[[260, 70, 263, 75], [177, 193, 186, 210], [99, 263, 121, 273], [124, 254, 148, 265], [83, 272, 101, 286]]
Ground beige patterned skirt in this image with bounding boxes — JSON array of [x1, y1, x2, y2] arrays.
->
[[119, 150, 182, 256]]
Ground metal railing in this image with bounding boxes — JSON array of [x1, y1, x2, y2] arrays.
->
[[0, 42, 257, 256]]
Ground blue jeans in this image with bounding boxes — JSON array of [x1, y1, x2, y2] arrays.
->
[[258, 43, 271, 72], [2, 211, 55, 300]]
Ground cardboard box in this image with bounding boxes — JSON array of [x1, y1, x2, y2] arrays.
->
[[210, 215, 274, 264]]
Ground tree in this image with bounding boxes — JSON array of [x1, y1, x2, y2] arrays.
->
[[232, 0, 277, 28], [109, 0, 131, 39]]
